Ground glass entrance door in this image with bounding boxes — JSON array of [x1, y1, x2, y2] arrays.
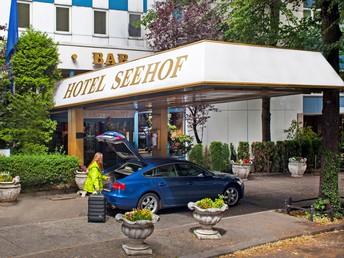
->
[[84, 118, 134, 169]]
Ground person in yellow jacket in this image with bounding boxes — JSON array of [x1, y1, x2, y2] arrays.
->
[[84, 152, 108, 194]]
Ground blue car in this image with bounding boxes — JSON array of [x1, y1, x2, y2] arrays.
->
[[97, 131, 244, 213]]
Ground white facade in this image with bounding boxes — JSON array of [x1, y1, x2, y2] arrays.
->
[[0, 0, 155, 74], [203, 96, 303, 148]]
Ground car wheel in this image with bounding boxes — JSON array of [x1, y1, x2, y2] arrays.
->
[[138, 193, 160, 213], [223, 185, 240, 206]]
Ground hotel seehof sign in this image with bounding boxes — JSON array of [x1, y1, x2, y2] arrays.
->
[[54, 45, 199, 108], [54, 41, 344, 108]]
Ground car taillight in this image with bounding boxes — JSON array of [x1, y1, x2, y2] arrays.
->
[[112, 182, 126, 190]]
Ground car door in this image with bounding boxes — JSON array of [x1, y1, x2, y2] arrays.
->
[[175, 163, 221, 202], [151, 164, 187, 208]]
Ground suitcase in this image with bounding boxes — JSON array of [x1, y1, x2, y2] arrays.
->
[[88, 193, 106, 223]]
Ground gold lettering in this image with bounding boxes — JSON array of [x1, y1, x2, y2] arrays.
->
[[87, 77, 99, 94], [171, 55, 188, 78], [63, 82, 76, 99], [105, 53, 116, 66], [120, 68, 134, 88], [92, 52, 103, 65], [112, 71, 123, 90], [158, 59, 173, 80], [142, 62, 160, 83], [81, 79, 92, 95], [73, 81, 83, 97], [131, 65, 145, 85], [118, 54, 128, 63], [95, 75, 106, 92]]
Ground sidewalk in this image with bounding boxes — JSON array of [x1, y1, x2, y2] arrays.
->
[[0, 173, 343, 258]]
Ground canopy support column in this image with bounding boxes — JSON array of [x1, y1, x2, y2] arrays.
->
[[68, 108, 84, 164], [151, 108, 168, 158]]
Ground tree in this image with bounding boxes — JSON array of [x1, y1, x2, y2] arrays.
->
[[0, 27, 60, 153], [317, 0, 342, 205], [217, 0, 321, 142], [140, 0, 222, 143], [186, 104, 220, 144], [141, 0, 222, 51]]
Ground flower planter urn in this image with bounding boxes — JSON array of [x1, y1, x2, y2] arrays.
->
[[288, 158, 307, 177], [187, 201, 228, 240], [115, 213, 160, 255], [75, 171, 87, 197], [231, 165, 251, 180], [0, 176, 21, 202], [231, 160, 252, 180]]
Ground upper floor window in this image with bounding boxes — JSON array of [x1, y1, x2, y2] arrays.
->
[[129, 13, 141, 38], [94, 10, 107, 35], [18, 2, 30, 28], [56, 6, 70, 33]]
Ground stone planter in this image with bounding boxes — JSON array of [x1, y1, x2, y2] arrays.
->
[[231, 164, 251, 180], [187, 201, 228, 239], [75, 171, 88, 197], [0, 177, 21, 202], [115, 213, 160, 255], [288, 161, 307, 177]]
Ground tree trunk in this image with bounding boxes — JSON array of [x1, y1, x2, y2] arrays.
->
[[262, 97, 271, 142], [319, 0, 341, 197]]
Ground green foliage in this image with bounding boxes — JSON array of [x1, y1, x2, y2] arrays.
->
[[196, 195, 224, 209], [320, 149, 341, 211], [284, 120, 319, 141], [251, 141, 276, 172], [222, 143, 230, 172], [188, 143, 203, 166], [0, 154, 80, 190], [0, 172, 13, 182], [203, 145, 212, 169], [230, 143, 237, 161], [237, 141, 249, 160], [0, 93, 57, 153], [210, 141, 225, 171], [11, 27, 61, 95], [0, 27, 60, 154], [170, 134, 193, 155], [124, 209, 153, 221]]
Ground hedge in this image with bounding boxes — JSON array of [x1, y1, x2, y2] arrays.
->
[[0, 154, 81, 191]]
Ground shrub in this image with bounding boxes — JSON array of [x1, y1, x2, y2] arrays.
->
[[0, 154, 80, 191], [237, 141, 250, 160], [210, 141, 225, 171], [188, 143, 203, 166]]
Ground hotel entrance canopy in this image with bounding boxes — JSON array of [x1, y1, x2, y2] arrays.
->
[[53, 40, 344, 111]]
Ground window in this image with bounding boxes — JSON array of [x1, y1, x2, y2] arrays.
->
[[56, 6, 70, 32], [94, 10, 107, 35], [154, 165, 177, 178], [129, 13, 141, 37], [18, 2, 30, 28], [175, 163, 205, 177]]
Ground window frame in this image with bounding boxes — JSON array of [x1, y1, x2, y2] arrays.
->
[[93, 9, 108, 37], [55, 5, 71, 34], [18, 1, 31, 29], [128, 13, 142, 38]]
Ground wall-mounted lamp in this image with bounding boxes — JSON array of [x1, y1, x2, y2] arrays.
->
[[71, 54, 78, 60]]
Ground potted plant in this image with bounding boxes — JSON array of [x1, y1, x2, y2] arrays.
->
[[0, 172, 21, 202], [187, 195, 228, 239], [230, 158, 252, 180], [288, 157, 307, 177], [75, 165, 88, 197], [115, 209, 160, 255]]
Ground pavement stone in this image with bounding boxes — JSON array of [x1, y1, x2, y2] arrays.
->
[[0, 173, 343, 258]]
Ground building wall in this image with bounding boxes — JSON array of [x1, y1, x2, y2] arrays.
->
[[201, 95, 304, 148], [0, 0, 155, 72]]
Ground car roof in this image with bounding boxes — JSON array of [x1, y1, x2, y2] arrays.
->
[[144, 157, 196, 166]]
